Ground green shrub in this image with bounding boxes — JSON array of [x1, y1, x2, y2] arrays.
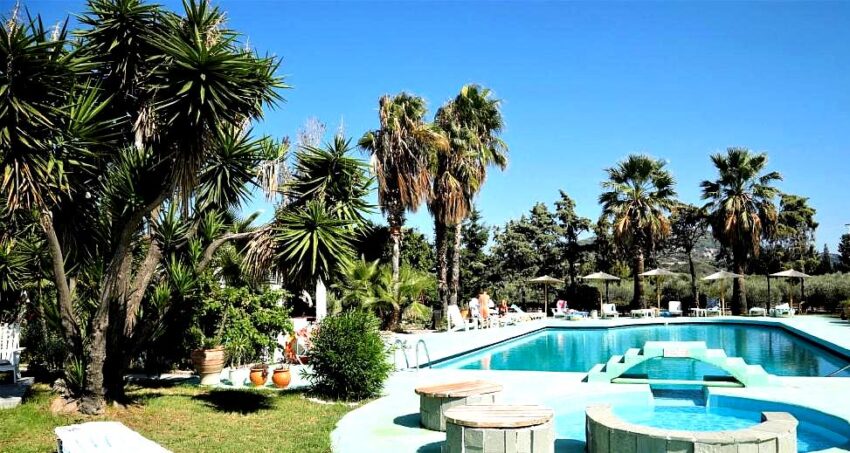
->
[[196, 287, 292, 365], [305, 311, 392, 401]]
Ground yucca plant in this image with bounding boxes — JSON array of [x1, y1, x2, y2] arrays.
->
[[0, 0, 286, 414]]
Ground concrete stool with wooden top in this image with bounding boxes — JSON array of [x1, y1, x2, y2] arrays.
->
[[443, 404, 554, 453], [415, 380, 503, 431]]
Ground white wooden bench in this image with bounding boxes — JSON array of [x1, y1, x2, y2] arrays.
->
[[0, 323, 23, 384], [55, 421, 171, 453], [415, 380, 502, 431], [443, 404, 554, 453]]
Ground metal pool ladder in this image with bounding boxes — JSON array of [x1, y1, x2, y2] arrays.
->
[[415, 339, 432, 369], [391, 338, 432, 371], [825, 363, 850, 377]]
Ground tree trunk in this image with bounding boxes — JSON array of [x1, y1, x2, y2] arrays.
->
[[389, 219, 401, 284], [80, 302, 109, 415], [315, 277, 327, 320], [450, 222, 462, 306], [435, 221, 449, 327], [632, 249, 644, 309], [39, 213, 82, 354], [732, 257, 747, 315], [687, 250, 698, 312], [388, 304, 401, 332]]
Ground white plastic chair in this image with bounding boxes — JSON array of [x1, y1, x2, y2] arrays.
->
[[601, 303, 620, 318], [0, 323, 23, 384], [668, 301, 683, 317]]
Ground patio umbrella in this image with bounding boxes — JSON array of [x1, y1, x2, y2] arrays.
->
[[528, 275, 564, 317], [769, 269, 811, 310], [581, 271, 621, 314], [702, 270, 746, 313], [639, 268, 678, 309]]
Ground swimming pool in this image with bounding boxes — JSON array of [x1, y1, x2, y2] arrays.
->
[[434, 324, 850, 377]]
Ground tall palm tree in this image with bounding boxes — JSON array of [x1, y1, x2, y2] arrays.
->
[[599, 155, 677, 309], [433, 85, 507, 317], [701, 147, 781, 314], [358, 94, 446, 283]]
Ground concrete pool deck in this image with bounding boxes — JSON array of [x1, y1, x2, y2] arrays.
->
[[332, 315, 850, 453]]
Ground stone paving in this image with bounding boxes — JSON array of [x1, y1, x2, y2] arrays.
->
[[334, 315, 850, 453], [0, 377, 33, 409]]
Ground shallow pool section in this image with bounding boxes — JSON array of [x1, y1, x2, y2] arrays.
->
[[434, 324, 850, 377], [548, 394, 850, 453]]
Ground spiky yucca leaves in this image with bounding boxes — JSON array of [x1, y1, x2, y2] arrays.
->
[[152, 0, 285, 193], [600, 154, 677, 309], [359, 93, 447, 281], [701, 147, 781, 314], [196, 127, 271, 212], [245, 199, 354, 311], [0, 13, 85, 210], [289, 135, 373, 227]]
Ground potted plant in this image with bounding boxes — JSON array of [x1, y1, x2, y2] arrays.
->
[[191, 303, 230, 386], [225, 334, 251, 387], [191, 336, 226, 386], [272, 364, 291, 389], [249, 363, 268, 387]]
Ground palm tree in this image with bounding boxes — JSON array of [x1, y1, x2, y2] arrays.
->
[[599, 155, 677, 309], [701, 148, 781, 314], [359, 94, 446, 283], [432, 85, 507, 318], [336, 258, 434, 330]]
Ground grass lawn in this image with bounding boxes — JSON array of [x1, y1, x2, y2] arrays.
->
[[0, 383, 354, 453]]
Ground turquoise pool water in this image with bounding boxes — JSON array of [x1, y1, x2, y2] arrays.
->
[[547, 394, 850, 452], [434, 324, 850, 377]]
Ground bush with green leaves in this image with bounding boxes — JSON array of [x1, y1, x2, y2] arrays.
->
[[195, 287, 292, 366], [305, 311, 392, 401]]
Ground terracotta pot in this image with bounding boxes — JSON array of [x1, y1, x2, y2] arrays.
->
[[190, 347, 225, 385], [249, 366, 268, 386], [272, 368, 291, 389]]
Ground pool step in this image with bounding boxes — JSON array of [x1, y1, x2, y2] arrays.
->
[[585, 341, 776, 387]]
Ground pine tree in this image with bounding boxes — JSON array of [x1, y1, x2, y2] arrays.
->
[[838, 234, 850, 271], [460, 208, 490, 301], [816, 243, 833, 274]]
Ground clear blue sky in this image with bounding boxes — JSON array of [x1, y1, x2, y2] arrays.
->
[[12, 1, 850, 248]]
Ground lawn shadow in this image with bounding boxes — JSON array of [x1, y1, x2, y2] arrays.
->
[[393, 413, 421, 428], [192, 389, 275, 414], [416, 441, 442, 453]]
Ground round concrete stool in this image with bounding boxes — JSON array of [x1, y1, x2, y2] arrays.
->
[[415, 380, 503, 431], [443, 404, 554, 453]]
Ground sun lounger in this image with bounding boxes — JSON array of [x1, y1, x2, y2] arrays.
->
[[447, 304, 477, 331], [630, 308, 654, 318], [749, 306, 767, 317], [510, 305, 544, 321], [770, 303, 794, 318]]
